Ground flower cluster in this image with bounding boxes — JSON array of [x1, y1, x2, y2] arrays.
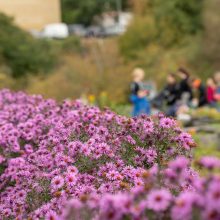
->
[[0, 89, 217, 220], [61, 156, 220, 220]]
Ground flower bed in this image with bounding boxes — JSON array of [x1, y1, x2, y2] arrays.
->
[[0, 90, 219, 220]]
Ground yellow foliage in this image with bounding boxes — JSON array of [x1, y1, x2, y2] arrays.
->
[[190, 107, 220, 120], [0, 72, 14, 89], [88, 94, 96, 104], [26, 39, 135, 103]]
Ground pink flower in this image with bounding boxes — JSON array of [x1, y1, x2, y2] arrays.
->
[[67, 166, 78, 175], [51, 176, 64, 190], [206, 180, 220, 209], [202, 207, 220, 220], [146, 148, 157, 163], [80, 144, 91, 156], [199, 157, 220, 170], [168, 156, 189, 174], [65, 173, 77, 187], [171, 192, 197, 220], [146, 189, 172, 211], [106, 170, 122, 181], [1, 208, 12, 217], [16, 190, 27, 203], [24, 144, 33, 154], [45, 210, 59, 220], [0, 155, 5, 164], [160, 117, 176, 129]]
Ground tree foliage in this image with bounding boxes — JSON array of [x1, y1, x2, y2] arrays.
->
[[0, 13, 57, 78], [153, 0, 203, 42], [201, 0, 220, 71], [120, 0, 203, 57], [61, 0, 129, 26], [119, 0, 213, 82]]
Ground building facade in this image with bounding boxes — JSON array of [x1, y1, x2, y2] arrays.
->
[[0, 0, 61, 30]]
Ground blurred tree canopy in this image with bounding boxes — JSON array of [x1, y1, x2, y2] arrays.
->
[[153, 0, 203, 46], [1, 0, 220, 104], [61, 0, 129, 26], [119, 0, 220, 82], [201, 0, 220, 72], [0, 13, 57, 78], [120, 0, 203, 58]]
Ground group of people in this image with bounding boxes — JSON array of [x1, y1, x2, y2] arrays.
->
[[130, 67, 220, 117]]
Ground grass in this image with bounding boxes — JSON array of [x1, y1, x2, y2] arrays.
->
[[192, 132, 220, 175], [194, 141, 220, 159], [193, 133, 220, 161]]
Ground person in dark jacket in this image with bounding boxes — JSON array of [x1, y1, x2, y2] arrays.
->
[[163, 73, 179, 106], [176, 68, 193, 102], [163, 73, 179, 116], [153, 73, 179, 116]]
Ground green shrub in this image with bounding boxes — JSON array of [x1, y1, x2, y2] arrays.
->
[[0, 13, 57, 78], [61, 36, 83, 54], [61, 0, 129, 26], [118, 0, 219, 84]]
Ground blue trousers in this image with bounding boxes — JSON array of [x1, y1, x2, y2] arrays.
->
[[130, 95, 151, 117]]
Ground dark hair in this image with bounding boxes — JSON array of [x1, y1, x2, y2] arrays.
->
[[168, 73, 176, 79], [210, 76, 217, 84], [177, 67, 190, 77]]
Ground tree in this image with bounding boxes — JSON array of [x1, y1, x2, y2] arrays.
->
[[119, 0, 205, 84], [61, 0, 129, 26], [153, 0, 203, 46], [0, 13, 57, 78], [202, 0, 220, 70]]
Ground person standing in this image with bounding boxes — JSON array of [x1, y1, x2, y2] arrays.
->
[[206, 78, 217, 107], [130, 68, 150, 117]]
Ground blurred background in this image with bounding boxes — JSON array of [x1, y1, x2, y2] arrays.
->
[[0, 0, 219, 103], [0, 0, 220, 156]]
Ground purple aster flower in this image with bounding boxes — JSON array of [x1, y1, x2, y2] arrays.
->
[[45, 210, 59, 220], [51, 176, 64, 190], [202, 207, 220, 220], [1, 208, 12, 217], [206, 180, 220, 209], [198, 157, 220, 170], [65, 173, 77, 187], [0, 155, 5, 164], [159, 117, 176, 129], [16, 190, 27, 204], [66, 166, 78, 175], [171, 192, 198, 220], [168, 156, 189, 174], [146, 189, 172, 212], [146, 148, 157, 163]]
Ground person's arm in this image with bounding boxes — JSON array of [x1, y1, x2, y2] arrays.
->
[[130, 82, 140, 103], [130, 82, 139, 95]]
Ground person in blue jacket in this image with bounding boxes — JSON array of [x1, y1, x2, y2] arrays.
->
[[130, 68, 151, 117]]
